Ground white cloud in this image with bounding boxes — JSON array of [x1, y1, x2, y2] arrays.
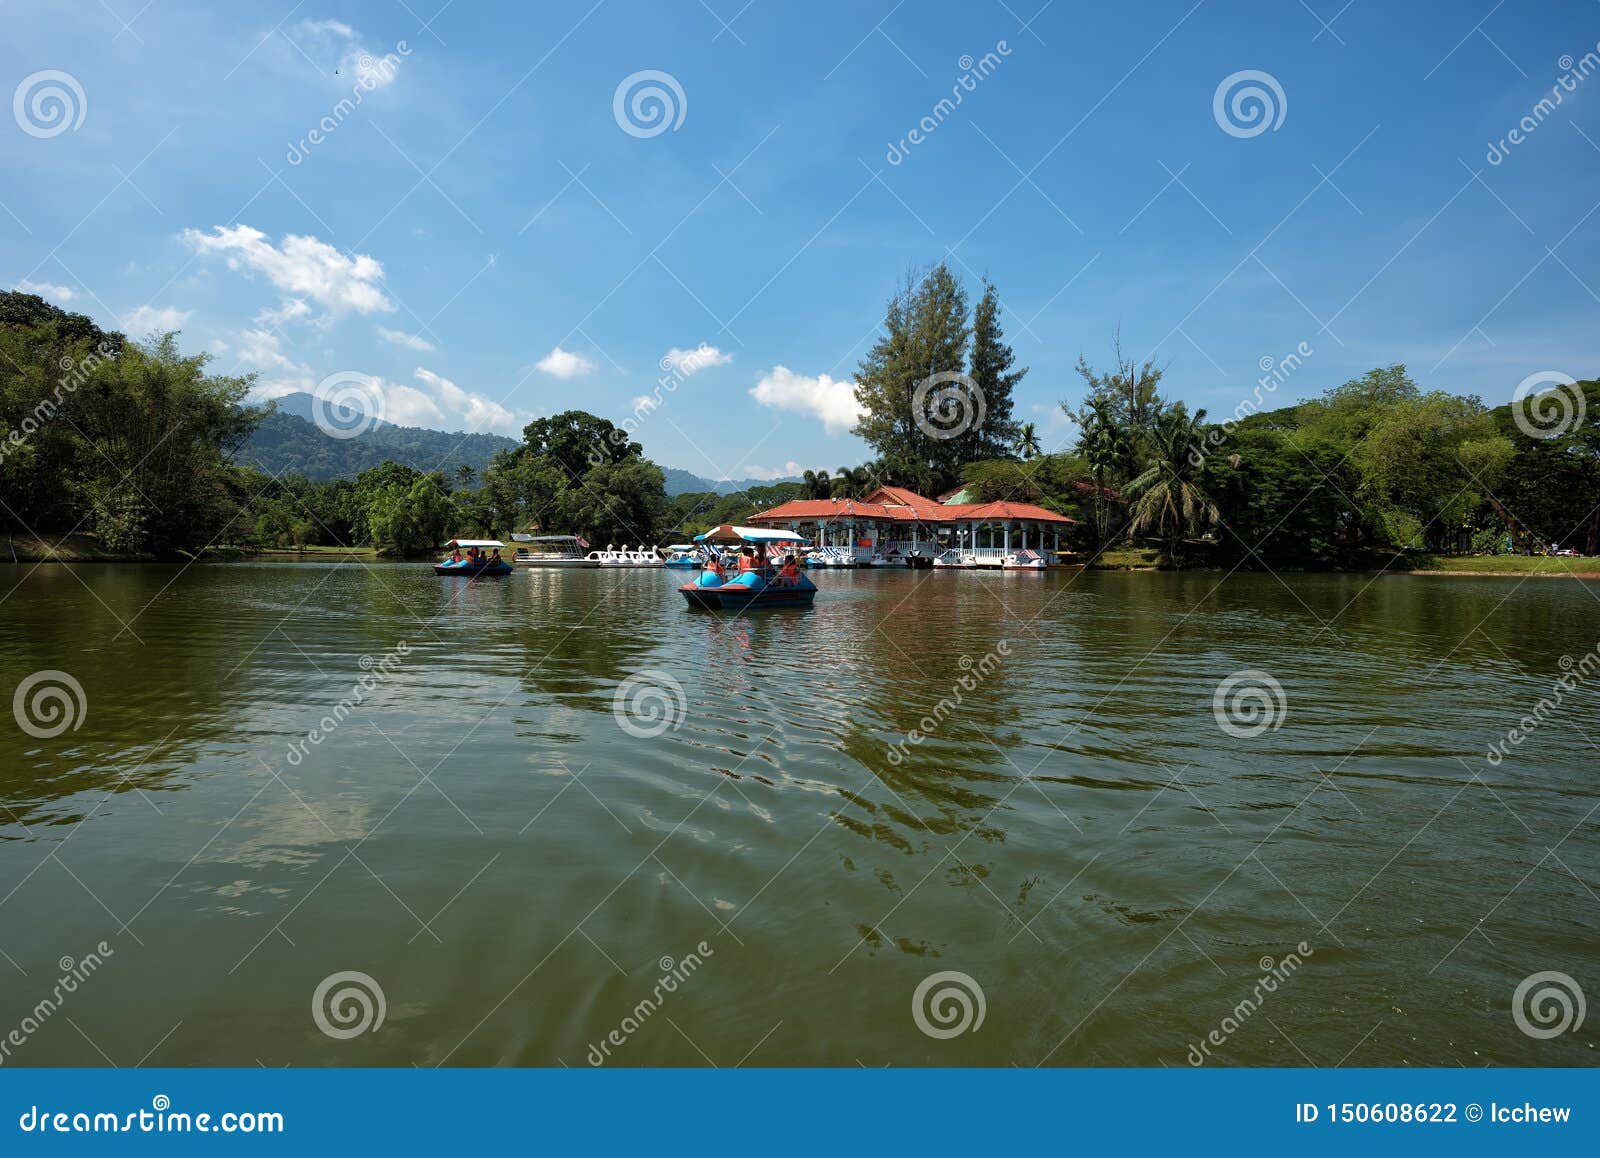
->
[[380, 381, 448, 428], [662, 343, 732, 377], [293, 19, 402, 90], [257, 298, 311, 327], [183, 224, 394, 317], [121, 304, 193, 334], [255, 378, 311, 401], [235, 328, 302, 372], [15, 279, 74, 302], [731, 461, 805, 481], [748, 366, 864, 435], [535, 346, 596, 379], [377, 326, 436, 352], [409, 367, 524, 435]]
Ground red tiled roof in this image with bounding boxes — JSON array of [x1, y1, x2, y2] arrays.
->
[[746, 499, 901, 521], [944, 500, 1074, 524], [862, 485, 947, 518], [748, 491, 1074, 525]]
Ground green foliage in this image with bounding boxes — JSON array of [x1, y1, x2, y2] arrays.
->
[[1122, 404, 1219, 562], [960, 279, 1023, 461], [854, 263, 1026, 493], [367, 474, 454, 554], [0, 293, 263, 554], [667, 482, 806, 536], [241, 403, 517, 480]]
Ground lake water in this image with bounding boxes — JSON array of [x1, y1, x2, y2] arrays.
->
[[1, 562, 1596, 1066]]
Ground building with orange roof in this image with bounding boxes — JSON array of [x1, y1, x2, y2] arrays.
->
[[746, 485, 1074, 568]]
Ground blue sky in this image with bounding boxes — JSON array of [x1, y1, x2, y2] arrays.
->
[[5, 0, 1598, 480]]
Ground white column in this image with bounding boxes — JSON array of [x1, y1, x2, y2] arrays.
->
[[1003, 524, 1010, 554]]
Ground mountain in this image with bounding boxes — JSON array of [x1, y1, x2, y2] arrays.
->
[[240, 394, 518, 480], [662, 466, 802, 496], [240, 394, 804, 489]]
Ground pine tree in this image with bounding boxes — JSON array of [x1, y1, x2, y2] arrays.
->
[[853, 263, 971, 492], [964, 279, 1024, 461]]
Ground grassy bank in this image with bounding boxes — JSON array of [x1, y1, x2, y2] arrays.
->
[[1083, 545, 1166, 570], [3, 534, 382, 564], [1404, 554, 1600, 577]]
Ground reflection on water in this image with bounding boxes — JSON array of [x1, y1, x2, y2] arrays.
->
[[1, 562, 1597, 1066]]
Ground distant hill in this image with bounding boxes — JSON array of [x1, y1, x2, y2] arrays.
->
[[662, 466, 801, 496], [240, 394, 518, 480], [239, 394, 802, 490]]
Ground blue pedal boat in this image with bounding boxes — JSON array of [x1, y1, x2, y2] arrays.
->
[[679, 526, 816, 610], [433, 538, 513, 576]]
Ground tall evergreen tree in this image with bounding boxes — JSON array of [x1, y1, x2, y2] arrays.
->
[[853, 263, 971, 492], [963, 279, 1024, 461]]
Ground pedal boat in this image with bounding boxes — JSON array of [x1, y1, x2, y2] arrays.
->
[[679, 526, 816, 610], [434, 538, 513, 576]]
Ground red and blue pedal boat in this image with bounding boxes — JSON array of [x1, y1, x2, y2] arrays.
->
[[679, 526, 817, 610]]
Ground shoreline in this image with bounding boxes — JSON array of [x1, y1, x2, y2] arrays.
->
[[10, 557, 1598, 579], [7, 536, 1595, 579]]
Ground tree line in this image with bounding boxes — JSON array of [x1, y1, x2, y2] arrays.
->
[[5, 281, 1594, 566]]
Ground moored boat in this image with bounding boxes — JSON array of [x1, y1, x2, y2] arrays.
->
[[680, 526, 816, 610], [1002, 550, 1048, 571], [513, 534, 597, 567]]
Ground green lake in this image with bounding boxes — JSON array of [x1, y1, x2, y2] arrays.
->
[[1, 563, 1596, 1065]]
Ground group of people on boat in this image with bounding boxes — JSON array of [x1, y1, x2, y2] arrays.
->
[[449, 545, 502, 566], [701, 547, 800, 584]]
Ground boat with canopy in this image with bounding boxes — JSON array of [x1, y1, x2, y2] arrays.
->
[[679, 526, 816, 609], [513, 534, 596, 567], [434, 539, 513, 576]]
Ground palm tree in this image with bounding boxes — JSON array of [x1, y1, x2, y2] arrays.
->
[[1071, 394, 1129, 547], [1013, 422, 1041, 460], [454, 463, 476, 490], [802, 469, 832, 500], [830, 464, 874, 498], [1122, 403, 1219, 562]]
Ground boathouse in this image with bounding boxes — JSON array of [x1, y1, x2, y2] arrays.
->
[[745, 485, 1074, 567]]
